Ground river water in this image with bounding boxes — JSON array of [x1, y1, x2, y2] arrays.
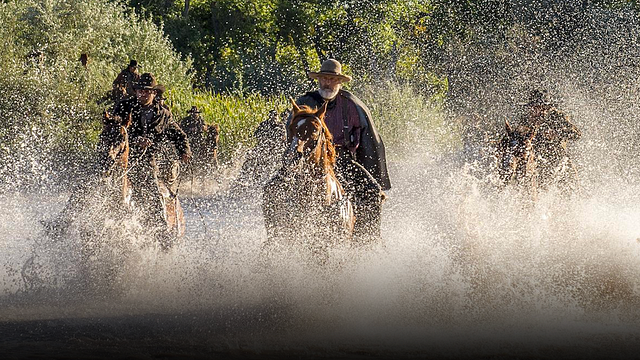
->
[[2, 139, 640, 359]]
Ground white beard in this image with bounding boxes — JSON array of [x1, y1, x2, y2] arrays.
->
[[319, 86, 340, 100]]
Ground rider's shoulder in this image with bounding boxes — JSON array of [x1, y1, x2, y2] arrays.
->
[[338, 90, 372, 118], [338, 89, 361, 104], [547, 107, 571, 121], [155, 101, 173, 117]]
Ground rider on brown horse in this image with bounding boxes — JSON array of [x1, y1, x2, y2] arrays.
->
[[517, 89, 581, 191], [291, 59, 390, 241], [113, 73, 191, 249]]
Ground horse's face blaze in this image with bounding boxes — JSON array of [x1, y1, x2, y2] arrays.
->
[[292, 118, 322, 155]]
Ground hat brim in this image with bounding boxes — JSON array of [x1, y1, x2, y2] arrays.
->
[[308, 71, 351, 82], [519, 100, 553, 106], [134, 84, 165, 94]]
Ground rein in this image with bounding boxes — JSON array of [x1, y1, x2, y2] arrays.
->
[[186, 163, 208, 235], [114, 145, 147, 183]]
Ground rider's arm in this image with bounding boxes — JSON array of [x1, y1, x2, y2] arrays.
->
[[552, 110, 581, 140], [346, 100, 362, 152]]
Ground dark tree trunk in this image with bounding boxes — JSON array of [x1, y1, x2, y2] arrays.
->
[[183, 0, 190, 18]]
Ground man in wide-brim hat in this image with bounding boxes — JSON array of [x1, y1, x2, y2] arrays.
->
[[114, 72, 191, 250], [307, 59, 353, 83], [288, 58, 390, 240], [132, 72, 166, 94]]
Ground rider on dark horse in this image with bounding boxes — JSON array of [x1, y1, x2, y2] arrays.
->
[[180, 105, 220, 175], [517, 89, 581, 191], [291, 59, 391, 240], [114, 73, 191, 249], [112, 60, 141, 103]]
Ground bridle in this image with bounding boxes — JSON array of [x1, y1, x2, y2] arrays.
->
[[290, 115, 325, 156]]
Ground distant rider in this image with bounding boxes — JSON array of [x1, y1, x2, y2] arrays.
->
[[518, 89, 581, 190], [180, 106, 220, 174], [112, 60, 141, 103]]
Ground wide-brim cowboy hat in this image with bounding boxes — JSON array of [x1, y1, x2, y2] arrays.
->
[[308, 59, 352, 82], [520, 89, 554, 106], [133, 73, 165, 94]]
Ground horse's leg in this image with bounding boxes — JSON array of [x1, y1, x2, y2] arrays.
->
[[131, 156, 174, 249], [261, 173, 292, 251], [336, 156, 383, 244]]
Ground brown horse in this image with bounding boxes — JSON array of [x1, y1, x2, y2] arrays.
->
[[44, 111, 185, 243], [496, 120, 538, 200], [262, 100, 355, 261], [97, 111, 132, 207]]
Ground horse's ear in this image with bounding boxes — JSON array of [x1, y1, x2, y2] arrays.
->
[[122, 113, 132, 128], [315, 101, 328, 119], [289, 97, 300, 113], [505, 120, 513, 135]]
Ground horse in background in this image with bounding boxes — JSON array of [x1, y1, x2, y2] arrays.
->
[[496, 120, 538, 201], [262, 101, 354, 263], [233, 109, 288, 191], [180, 106, 220, 179]]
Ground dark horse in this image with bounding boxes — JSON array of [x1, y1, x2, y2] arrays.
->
[[496, 120, 538, 201], [42, 112, 132, 238], [262, 100, 355, 262]]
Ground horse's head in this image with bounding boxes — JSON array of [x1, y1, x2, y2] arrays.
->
[[97, 111, 130, 176], [284, 99, 335, 174], [499, 120, 537, 183]]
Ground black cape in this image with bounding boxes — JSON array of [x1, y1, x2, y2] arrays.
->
[[294, 90, 391, 190]]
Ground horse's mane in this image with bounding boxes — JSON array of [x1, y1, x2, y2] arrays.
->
[[103, 111, 131, 128], [290, 104, 337, 170]]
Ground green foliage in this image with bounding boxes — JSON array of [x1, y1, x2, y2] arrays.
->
[[167, 88, 287, 161], [0, 0, 191, 188], [354, 82, 453, 158], [124, 0, 444, 96]]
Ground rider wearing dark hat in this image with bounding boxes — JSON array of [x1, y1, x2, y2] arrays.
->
[[112, 59, 142, 102], [180, 105, 220, 174], [114, 73, 191, 248], [518, 89, 581, 190], [290, 58, 390, 240]]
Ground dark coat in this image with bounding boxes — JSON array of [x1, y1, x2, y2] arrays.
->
[[294, 90, 391, 190], [113, 97, 191, 159]]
